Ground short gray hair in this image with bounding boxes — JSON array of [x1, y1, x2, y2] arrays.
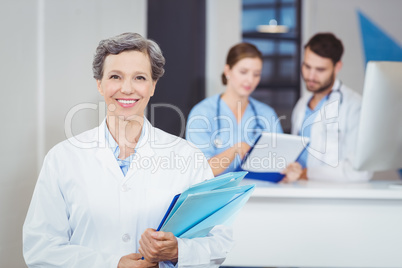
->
[[92, 32, 165, 81]]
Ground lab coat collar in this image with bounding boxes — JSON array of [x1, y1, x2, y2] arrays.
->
[[304, 79, 341, 107], [293, 78, 341, 135], [97, 116, 156, 158], [124, 117, 156, 179], [94, 120, 123, 181], [94, 117, 156, 181], [134, 117, 156, 159], [326, 79, 343, 110], [332, 79, 341, 91]]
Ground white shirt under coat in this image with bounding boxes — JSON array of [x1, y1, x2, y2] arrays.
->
[[23, 117, 233, 267], [291, 79, 372, 182]]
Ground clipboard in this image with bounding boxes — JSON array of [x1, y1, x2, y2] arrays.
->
[[239, 132, 309, 183]]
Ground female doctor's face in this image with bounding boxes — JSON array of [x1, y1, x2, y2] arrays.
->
[[96, 50, 156, 121], [225, 57, 262, 98]]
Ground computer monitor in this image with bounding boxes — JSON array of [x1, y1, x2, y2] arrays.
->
[[354, 61, 402, 172]]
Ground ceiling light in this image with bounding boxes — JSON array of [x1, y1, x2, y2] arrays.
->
[[257, 19, 289, 33]]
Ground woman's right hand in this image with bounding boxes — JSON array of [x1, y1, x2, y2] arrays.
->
[[208, 142, 252, 176], [235, 142, 251, 159], [118, 253, 158, 268], [279, 162, 303, 183]]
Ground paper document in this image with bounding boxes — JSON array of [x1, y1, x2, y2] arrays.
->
[[157, 171, 255, 238], [240, 132, 309, 182]]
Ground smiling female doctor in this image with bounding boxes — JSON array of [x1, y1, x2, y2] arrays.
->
[[23, 33, 233, 268]]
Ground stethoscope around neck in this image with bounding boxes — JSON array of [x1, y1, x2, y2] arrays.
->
[[213, 94, 263, 148], [298, 81, 344, 136], [327, 80, 343, 104]]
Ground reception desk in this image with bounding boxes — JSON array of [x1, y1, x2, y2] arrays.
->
[[223, 179, 402, 267]]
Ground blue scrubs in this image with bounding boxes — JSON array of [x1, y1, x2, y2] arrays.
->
[[297, 96, 328, 168], [186, 94, 283, 174]]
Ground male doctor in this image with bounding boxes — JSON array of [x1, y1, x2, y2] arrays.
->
[[291, 32, 372, 182]]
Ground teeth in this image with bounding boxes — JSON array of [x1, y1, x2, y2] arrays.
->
[[117, 99, 137, 104]]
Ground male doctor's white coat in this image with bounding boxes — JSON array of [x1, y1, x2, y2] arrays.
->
[[23, 118, 233, 268], [291, 79, 372, 182]]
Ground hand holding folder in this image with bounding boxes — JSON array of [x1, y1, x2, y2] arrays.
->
[[157, 171, 255, 239]]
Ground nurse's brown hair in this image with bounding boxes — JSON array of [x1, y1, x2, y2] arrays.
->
[[221, 42, 263, 85]]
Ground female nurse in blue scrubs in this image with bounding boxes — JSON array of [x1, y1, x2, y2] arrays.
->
[[186, 42, 301, 180]]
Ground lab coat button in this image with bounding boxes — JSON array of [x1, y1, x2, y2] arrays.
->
[[121, 184, 129, 192], [122, 233, 131, 242]]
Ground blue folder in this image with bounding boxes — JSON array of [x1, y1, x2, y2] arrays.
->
[[179, 184, 254, 239], [238, 168, 286, 183], [157, 171, 255, 238]]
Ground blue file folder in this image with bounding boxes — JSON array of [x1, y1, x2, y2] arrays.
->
[[157, 171, 255, 238]]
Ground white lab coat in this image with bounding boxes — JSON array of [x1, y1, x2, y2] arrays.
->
[[23, 117, 233, 268], [291, 80, 372, 182]]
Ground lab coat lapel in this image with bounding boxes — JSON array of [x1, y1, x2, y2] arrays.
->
[[294, 96, 309, 135], [95, 119, 125, 182], [92, 117, 157, 181], [327, 79, 342, 110], [125, 118, 156, 179], [96, 148, 125, 182]]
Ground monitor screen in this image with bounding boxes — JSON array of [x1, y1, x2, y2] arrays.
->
[[354, 61, 402, 172]]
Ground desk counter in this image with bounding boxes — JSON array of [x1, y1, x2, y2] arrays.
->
[[223, 179, 402, 267], [250, 179, 402, 200]]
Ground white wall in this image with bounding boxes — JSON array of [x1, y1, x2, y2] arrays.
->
[[0, 1, 146, 267], [43, 0, 147, 154], [0, 2, 38, 267], [302, 0, 402, 94], [206, 0, 242, 97]]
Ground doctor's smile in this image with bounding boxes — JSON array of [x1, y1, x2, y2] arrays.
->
[[116, 98, 139, 108]]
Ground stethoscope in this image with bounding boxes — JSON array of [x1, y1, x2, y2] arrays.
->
[[213, 94, 263, 148], [298, 81, 344, 136], [327, 80, 343, 105]]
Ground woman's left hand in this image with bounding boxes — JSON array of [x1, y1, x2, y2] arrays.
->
[[280, 162, 303, 183], [138, 229, 178, 263]]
